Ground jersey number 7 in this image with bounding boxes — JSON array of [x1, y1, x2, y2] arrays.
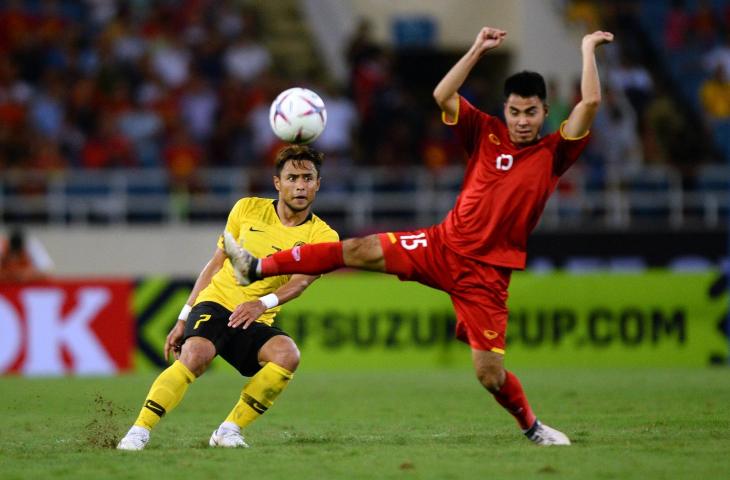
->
[[194, 314, 212, 330]]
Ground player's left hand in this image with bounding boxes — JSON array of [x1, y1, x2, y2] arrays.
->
[[164, 320, 186, 363], [228, 299, 267, 329], [582, 31, 614, 50]]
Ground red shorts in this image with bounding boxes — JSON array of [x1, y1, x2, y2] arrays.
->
[[378, 226, 511, 353]]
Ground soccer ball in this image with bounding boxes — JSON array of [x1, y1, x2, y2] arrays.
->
[[269, 87, 327, 144]]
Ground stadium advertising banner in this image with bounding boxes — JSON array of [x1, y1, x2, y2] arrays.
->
[[506, 272, 727, 367], [274, 272, 728, 369], [1, 272, 725, 376], [134, 271, 727, 371], [0, 280, 134, 376]]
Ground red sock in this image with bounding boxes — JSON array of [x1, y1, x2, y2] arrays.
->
[[261, 242, 345, 276], [492, 371, 537, 430]]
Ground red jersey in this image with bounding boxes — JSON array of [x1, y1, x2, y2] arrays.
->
[[439, 95, 590, 269]]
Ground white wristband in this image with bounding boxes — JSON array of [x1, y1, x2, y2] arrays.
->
[[178, 304, 193, 321], [259, 293, 279, 309]]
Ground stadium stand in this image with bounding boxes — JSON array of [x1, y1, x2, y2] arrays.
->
[[0, 0, 728, 237]]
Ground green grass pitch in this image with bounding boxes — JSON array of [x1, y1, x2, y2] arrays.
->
[[1, 368, 729, 479]]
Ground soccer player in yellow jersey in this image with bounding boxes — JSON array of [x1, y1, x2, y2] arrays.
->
[[118, 145, 338, 450]]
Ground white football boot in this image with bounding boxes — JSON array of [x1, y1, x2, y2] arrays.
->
[[223, 231, 257, 286], [525, 421, 571, 446], [209, 425, 249, 448], [117, 425, 150, 451]]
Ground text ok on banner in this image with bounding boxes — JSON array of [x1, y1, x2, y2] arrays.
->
[[0, 280, 134, 376]]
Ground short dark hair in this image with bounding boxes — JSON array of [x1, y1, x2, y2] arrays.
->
[[274, 145, 324, 177], [503, 71, 547, 101]]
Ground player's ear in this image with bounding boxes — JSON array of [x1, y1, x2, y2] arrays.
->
[[273, 175, 281, 192]]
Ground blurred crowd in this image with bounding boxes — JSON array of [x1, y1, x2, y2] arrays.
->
[[0, 1, 462, 196], [563, 1, 718, 191], [688, 0, 730, 164], [0, 0, 292, 188], [0, 0, 726, 194]]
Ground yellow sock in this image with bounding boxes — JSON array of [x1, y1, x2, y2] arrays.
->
[[134, 360, 196, 430], [224, 362, 293, 429]]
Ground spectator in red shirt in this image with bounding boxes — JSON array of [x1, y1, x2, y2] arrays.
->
[[664, 0, 690, 51], [81, 112, 134, 169], [692, 0, 719, 48], [163, 125, 205, 192]]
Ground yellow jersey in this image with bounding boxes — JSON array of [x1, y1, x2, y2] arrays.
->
[[195, 197, 339, 324]]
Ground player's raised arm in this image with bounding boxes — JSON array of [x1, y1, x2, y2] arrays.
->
[[562, 31, 614, 138], [433, 27, 506, 122]]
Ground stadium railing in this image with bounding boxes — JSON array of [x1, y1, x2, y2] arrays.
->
[[0, 164, 726, 232]]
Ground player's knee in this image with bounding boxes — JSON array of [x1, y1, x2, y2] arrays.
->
[[179, 338, 216, 377], [274, 345, 300, 372], [260, 336, 300, 372], [342, 238, 367, 261], [476, 367, 504, 393]]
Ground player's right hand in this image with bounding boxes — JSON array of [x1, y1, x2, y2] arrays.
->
[[228, 299, 267, 330], [582, 31, 614, 50], [164, 320, 186, 363], [473, 27, 506, 55]]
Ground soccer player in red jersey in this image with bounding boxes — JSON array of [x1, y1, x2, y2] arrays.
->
[[225, 28, 614, 445]]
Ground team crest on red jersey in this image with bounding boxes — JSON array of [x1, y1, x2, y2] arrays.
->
[[488, 133, 501, 145], [483, 329, 499, 340]]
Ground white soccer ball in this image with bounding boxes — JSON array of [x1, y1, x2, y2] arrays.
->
[[269, 87, 327, 144]]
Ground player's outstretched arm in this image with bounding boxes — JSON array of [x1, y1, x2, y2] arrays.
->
[[163, 248, 226, 362], [562, 31, 614, 138], [433, 26, 506, 122], [227, 274, 319, 329]]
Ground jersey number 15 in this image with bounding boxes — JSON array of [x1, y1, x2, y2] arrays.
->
[[400, 233, 428, 250]]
